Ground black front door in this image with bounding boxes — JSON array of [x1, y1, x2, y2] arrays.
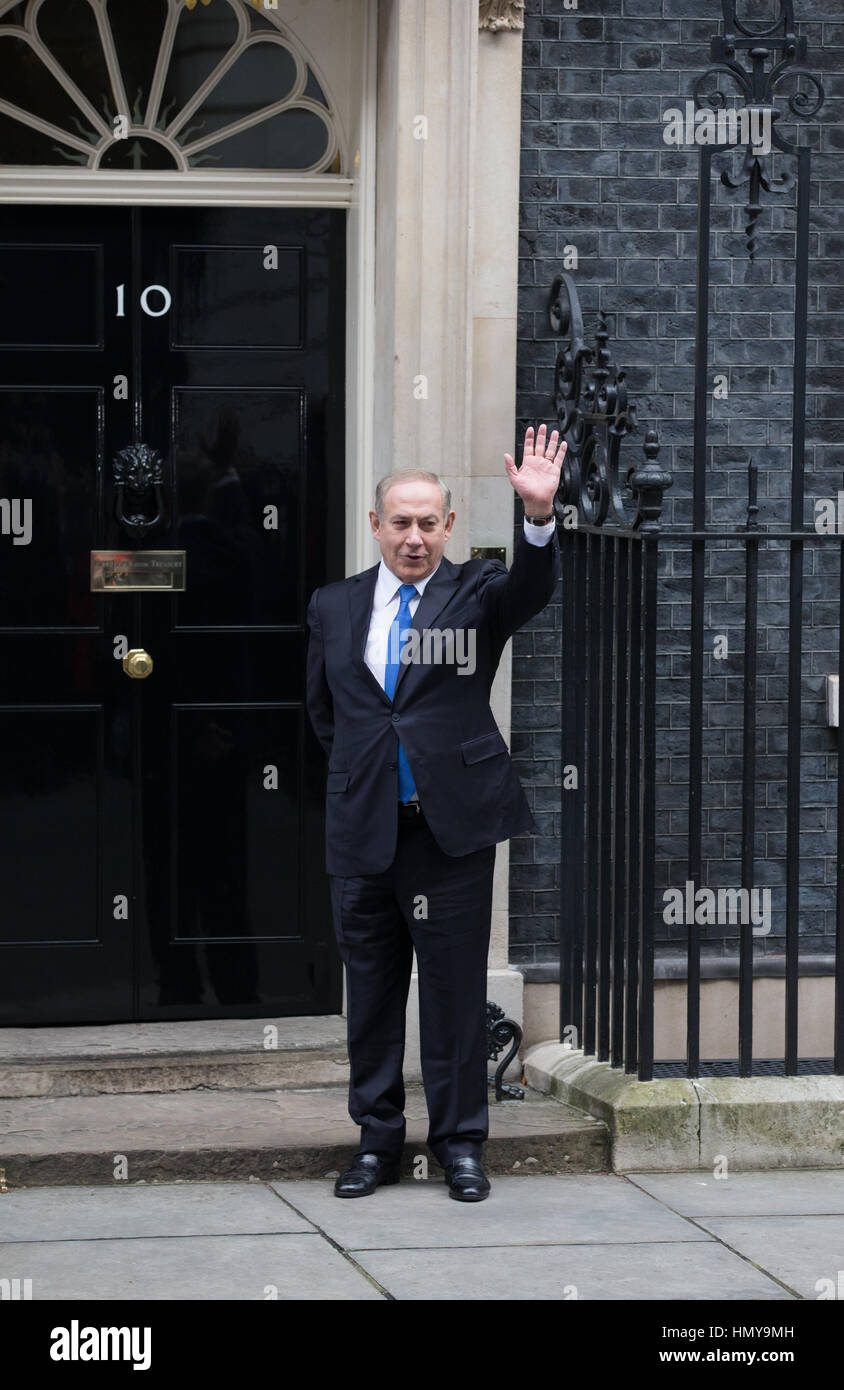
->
[[0, 204, 344, 1023]]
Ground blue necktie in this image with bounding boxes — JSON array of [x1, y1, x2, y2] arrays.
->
[[384, 582, 417, 802]]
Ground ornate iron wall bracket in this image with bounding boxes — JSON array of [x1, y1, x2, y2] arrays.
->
[[548, 273, 671, 530], [694, 0, 824, 260], [486, 1001, 524, 1101]]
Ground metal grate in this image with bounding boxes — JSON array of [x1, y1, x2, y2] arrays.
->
[[653, 1058, 835, 1078]]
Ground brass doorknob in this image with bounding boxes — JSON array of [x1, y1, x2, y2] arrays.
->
[[123, 648, 154, 679]]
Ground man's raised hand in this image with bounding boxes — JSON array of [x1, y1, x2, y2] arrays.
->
[[504, 424, 566, 516]]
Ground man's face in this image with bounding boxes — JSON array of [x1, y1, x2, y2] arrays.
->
[[369, 480, 455, 583]]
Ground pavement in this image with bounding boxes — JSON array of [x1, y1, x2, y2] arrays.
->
[[2, 1168, 844, 1300]]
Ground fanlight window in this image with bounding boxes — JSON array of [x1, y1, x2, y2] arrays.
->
[[0, 0, 341, 172]]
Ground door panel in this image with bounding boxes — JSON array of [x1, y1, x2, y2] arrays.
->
[[0, 707, 104, 946], [0, 388, 100, 628], [171, 244, 303, 350], [0, 245, 103, 347], [172, 386, 301, 628], [0, 208, 132, 1021], [0, 204, 344, 1022]]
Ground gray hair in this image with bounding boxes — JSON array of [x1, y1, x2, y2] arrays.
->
[[374, 469, 451, 522]]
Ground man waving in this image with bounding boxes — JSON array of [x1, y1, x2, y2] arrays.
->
[[306, 424, 565, 1201]]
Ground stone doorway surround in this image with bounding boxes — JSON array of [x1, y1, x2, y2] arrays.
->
[[372, 1, 528, 1061]]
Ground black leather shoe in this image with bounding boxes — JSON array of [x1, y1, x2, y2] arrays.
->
[[443, 1156, 490, 1202], [333, 1152, 401, 1198]]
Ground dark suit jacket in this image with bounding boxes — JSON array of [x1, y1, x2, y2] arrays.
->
[[305, 529, 561, 875]]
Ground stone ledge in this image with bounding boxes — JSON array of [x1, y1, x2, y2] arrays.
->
[[517, 954, 837, 984], [0, 1018, 352, 1099], [0, 1084, 609, 1187], [524, 1041, 844, 1173], [0, 973, 524, 1097]]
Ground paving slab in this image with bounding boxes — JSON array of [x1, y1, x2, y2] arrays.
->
[[0, 1085, 608, 1186], [0, 1234, 384, 1300], [269, 1173, 713, 1249], [352, 1241, 794, 1301], [630, 1169, 844, 1218], [0, 1181, 315, 1241], [0, 1172, 825, 1301], [694, 1215, 844, 1301]]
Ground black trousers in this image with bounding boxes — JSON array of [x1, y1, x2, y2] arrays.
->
[[328, 808, 496, 1167]]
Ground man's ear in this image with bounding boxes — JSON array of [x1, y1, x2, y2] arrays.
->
[[443, 509, 456, 539], [368, 508, 380, 535]]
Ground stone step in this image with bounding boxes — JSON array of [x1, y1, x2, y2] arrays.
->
[[0, 1085, 610, 1187], [0, 1018, 351, 1098]]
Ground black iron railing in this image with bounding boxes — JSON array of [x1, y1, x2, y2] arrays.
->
[[553, 0, 839, 1081], [551, 271, 670, 1081]]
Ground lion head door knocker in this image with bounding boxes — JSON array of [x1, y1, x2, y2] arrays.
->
[[113, 444, 166, 540]]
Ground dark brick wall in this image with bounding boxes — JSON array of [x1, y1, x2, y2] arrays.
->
[[510, 0, 844, 965]]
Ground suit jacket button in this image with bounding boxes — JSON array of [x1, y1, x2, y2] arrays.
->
[[392, 713, 400, 721], [388, 761, 397, 770]]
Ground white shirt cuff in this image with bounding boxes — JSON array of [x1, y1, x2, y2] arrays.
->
[[522, 516, 556, 546]]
